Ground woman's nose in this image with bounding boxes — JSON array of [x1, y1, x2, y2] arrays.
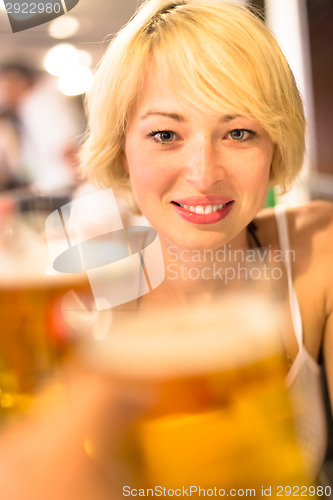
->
[[182, 138, 224, 191]]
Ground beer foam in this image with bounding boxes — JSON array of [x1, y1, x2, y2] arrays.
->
[[0, 241, 85, 289], [0, 268, 87, 289], [81, 293, 285, 379]]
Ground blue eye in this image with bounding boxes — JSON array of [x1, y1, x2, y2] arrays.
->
[[148, 130, 175, 143], [228, 129, 255, 141]]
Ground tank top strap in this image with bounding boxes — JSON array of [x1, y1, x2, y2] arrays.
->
[[274, 205, 303, 349]]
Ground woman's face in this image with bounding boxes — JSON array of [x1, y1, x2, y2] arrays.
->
[[123, 66, 274, 251]]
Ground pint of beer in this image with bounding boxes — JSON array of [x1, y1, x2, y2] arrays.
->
[[80, 296, 308, 496], [0, 208, 89, 422]]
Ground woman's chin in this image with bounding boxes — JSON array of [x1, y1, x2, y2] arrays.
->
[[160, 233, 234, 253]]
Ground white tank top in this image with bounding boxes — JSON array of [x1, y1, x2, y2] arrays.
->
[[275, 205, 328, 478]]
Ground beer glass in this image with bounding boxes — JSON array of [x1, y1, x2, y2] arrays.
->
[[0, 193, 89, 423], [79, 295, 309, 498]]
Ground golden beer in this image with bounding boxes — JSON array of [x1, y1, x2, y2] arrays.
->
[[0, 212, 91, 422], [0, 277, 90, 417], [81, 296, 309, 497]]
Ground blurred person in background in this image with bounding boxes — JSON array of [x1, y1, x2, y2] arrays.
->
[[0, 62, 84, 192], [0, 111, 20, 189]]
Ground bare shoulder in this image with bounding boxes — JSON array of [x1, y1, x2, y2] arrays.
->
[[256, 200, 333, 249], [256, 199, 333, 289], [289, 201, 333, 317], [287, 200, 333, 254], [289, 199, 333, 224]]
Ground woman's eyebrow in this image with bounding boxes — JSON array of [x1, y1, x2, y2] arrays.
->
[[219, 114, 241, 122], [140, 111, 185, 122], [139, 111, 241, 122]]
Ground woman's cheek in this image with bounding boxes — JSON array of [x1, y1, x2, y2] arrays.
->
[[133, 158, 173, 192]]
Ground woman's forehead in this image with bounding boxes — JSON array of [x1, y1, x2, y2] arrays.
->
[[136, 63, 184, 108], [132, 59, 252, 122]]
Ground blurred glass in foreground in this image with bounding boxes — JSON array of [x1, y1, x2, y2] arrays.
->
[[79, 296, 312, 498]]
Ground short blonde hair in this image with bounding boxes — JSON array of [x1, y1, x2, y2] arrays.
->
[[80, 0, 305, 208]]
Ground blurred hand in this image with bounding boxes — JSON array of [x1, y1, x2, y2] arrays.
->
[[0, 362, 121, 500]]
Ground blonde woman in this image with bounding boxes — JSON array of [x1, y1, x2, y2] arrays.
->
[[79, 0, 333, 478]]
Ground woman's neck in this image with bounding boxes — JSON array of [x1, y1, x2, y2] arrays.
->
[[140, 228, 253, 307]]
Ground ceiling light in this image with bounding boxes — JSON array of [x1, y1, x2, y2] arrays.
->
[[58, 66, 93, 96], [48, 16, 79, 39], [44, 44, 79, 76], [77, 50, 92, 68]]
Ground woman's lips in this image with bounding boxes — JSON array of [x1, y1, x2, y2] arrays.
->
[[171, 200, 234, 224]]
